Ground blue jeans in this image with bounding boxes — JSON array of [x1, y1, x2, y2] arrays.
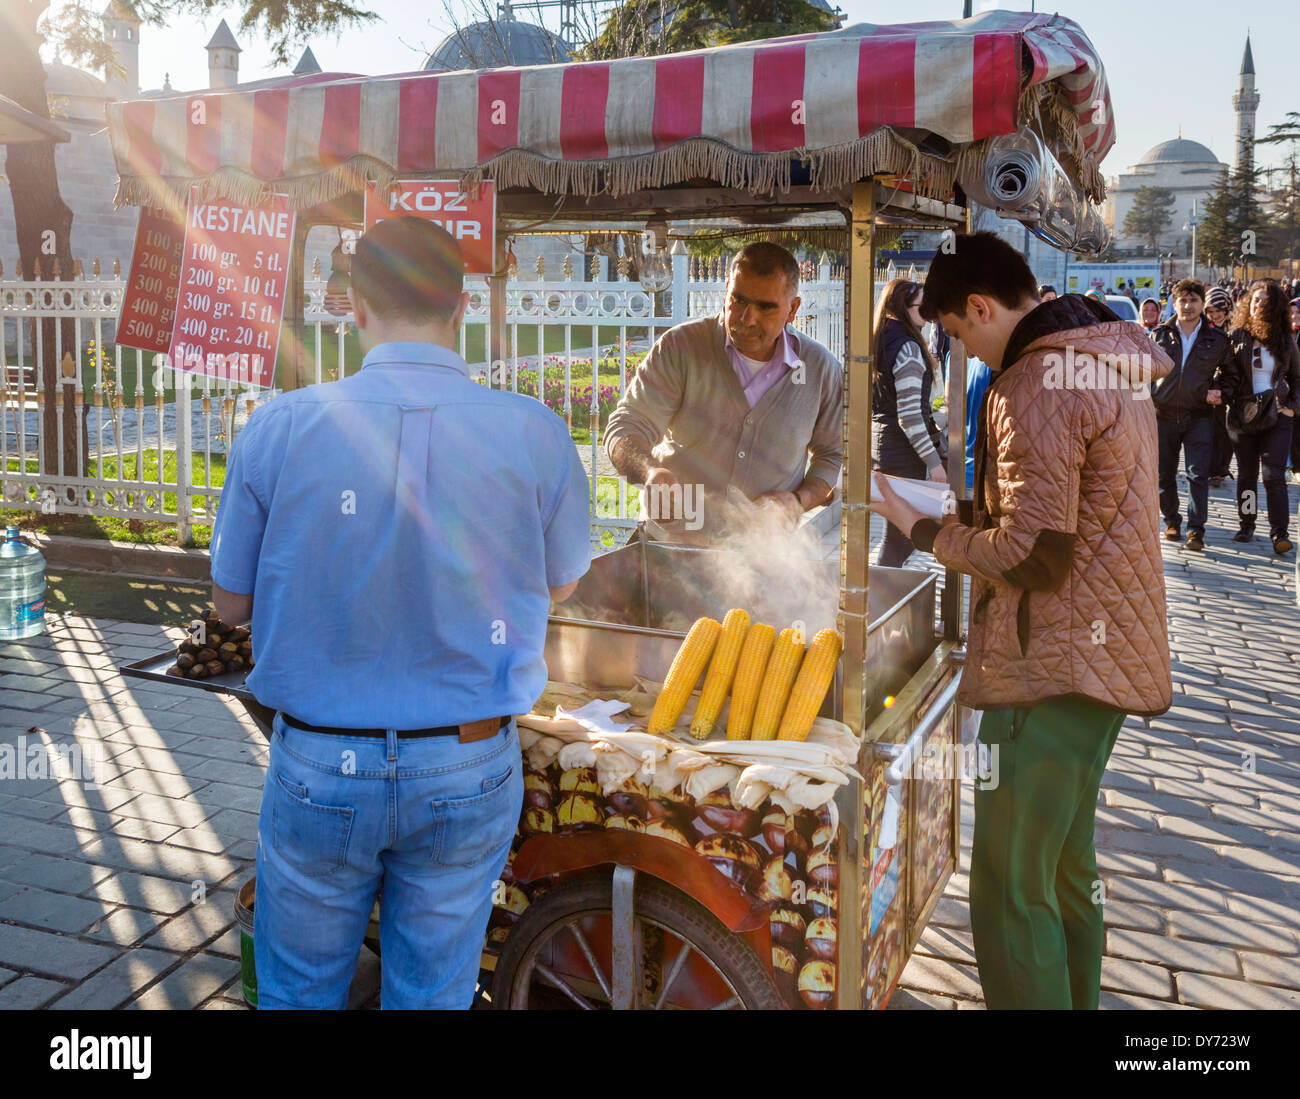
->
[[253, 713, 523, 1009], [1157, 414, 1212, 534]]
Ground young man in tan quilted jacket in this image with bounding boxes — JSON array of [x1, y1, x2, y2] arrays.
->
[[874, 232, 1175, 1010]]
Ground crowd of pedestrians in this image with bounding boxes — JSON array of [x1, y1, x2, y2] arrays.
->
[[871, 270, 1300, 563]]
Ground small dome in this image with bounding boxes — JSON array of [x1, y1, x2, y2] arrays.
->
[[1137, 138, 1220, 165], [424, 17, 570, 71], [44, 60, 108, 100]]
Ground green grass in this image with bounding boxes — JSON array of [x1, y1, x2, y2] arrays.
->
[[42, 569, 212, 624]]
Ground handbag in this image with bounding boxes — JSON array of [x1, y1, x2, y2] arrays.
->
[[1228, 344, 1282, 436]]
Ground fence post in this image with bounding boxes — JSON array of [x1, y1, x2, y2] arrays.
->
[[174, 370, 193, 545], [671, 251, 689, 328]]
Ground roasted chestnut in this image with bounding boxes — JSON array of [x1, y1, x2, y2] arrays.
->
[[521, 807, 555, 835], [769, 905, 806, 949], [807, 886, 838, 920], [772, 945, 798, 1004], [758, 855, 794, 902], [204, 659, 225, 676], [605, 777, 648, 820], [218, 641, 239, 656], [188, 663, 209, 678], [227, 626, 250, 642], [806, 846, 839, 887], [761, 809, 789, 855], [692, 790, 761, 838], [165, 664, 184, 677], [694, 833, 762, 888], [485, 926, 510, 951], [176, 652, 196, 670], [194, 647, 218, 664], [493, 883, 530, 924], [604, 814, 644, 832], [798, 960, 836, 1009], [178, 640, 199, 655], [558, 767, 600, 796], [523, 770, 553, 811], [805, 917, 837, 962], [223, 656, 245, 673], [644, 819, 691, 847], [556, 792, 603, 830], [811, 823, 836, 850]]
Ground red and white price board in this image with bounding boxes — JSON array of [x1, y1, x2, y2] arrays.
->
[[363, 179, 495, 275], [168, 191, 296, 388], [117, 206, 185, 354]]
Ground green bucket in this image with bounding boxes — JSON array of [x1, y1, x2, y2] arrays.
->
[[234, 877, 257, 1008]]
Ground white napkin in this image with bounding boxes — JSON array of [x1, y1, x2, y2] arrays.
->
[[871, 472, 952, 520]]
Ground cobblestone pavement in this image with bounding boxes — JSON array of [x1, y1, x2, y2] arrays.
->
[[0, 478, 1297, 1009]]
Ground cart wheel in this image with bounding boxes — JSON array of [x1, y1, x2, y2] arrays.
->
[[491, 869, 784, 1010]]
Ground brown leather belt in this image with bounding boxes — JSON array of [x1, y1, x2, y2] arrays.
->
[[281, 713, 509, 743]]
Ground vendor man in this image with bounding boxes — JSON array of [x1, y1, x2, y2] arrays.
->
[[209, 218, 591, 1010], [873, 233, 1173, 1010], [604, 242, 842, 539]]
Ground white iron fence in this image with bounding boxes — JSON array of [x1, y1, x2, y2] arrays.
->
[[1, 252, 853, 550]]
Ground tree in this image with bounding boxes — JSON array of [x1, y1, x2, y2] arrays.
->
[[1255, 112, 1300, 275], [1, 1, 375, 477], [582, 0, 839, 59], [1121, 186, 1175, 251], [1198, 164, 1273, 275]]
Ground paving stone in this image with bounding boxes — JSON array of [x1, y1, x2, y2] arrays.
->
[[1163, 862, 1300, 901], [885, 988, 960, 1010], [1095, 850, 1160, 877], [4, 886, 107, 933], [1168, 910, 1300, 953], [84, 906, 168, 947], [189, 758, 267, 789], [87, 870, 196, 914], [0, 796, 75, 822], [1098, 989, 1193, 1010], [1105, 928, 1241, 977], [186, 779, 264, 813], [1097, 829, 1222, 865], [914, 925, 976, 965], [1154, 814, 1272, 848], [141, 894, 238, 956], [129, 952, 239, 1009], [1223, 892, 1300, 930], [0, 812, 103, 858], [0, 976, 70, 1009], [47, 947, 180, 1010], [1175, 972, 1300, 1009], [1211, 802, 1300, 830], [74, 833, 244, 887], [1102, 789, 1214, 819], [1149, 777, 1259, 806], [1100, 901, 1166, 933], [898, 954, 983, 1001], [1100, 956, 1175, 999], [0, 922, 119, 980], [929, 895, 970, 930], [103, 768, 211, 800], [1239, 952, 1300, 990], [109, 792, 214, 829], [204, 808, 260, 843]]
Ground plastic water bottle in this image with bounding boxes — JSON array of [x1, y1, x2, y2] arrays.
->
[[0, 525, 46, 640]]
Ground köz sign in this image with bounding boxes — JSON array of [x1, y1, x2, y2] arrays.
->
[[364, 179, 496, 275]]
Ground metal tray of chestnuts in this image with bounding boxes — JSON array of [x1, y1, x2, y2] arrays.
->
[[119, 610, 276, 736]]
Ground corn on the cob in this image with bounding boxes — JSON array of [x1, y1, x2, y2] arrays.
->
[[689, 608, 750, 739], [648, 616, 722, 734], [750, 627, 805, 741], [726, 622, 775, 740], [777, 628, 843, 741]]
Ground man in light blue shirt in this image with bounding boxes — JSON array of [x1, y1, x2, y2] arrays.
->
[[210, 218, 591, 1009]]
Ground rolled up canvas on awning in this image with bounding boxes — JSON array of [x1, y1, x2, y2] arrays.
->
[[106, 10, 1113, 213]]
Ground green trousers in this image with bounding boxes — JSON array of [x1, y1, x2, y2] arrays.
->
[[969, 695, 1125, 1010]]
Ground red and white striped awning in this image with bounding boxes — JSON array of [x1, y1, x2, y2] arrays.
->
[[107, 10, 1112, 212]]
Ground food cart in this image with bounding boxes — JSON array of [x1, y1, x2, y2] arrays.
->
[[113, 10, 1114, 1009]]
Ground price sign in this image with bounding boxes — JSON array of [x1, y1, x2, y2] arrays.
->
[[117, 206, 184, 354], [168, 190, 295, 388], [363, 179, 495, 275]]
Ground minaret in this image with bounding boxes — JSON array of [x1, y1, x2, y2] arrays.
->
[[101, 1, 142, 94], [1233, 34, 1260, 173], [206, 19, 242, 90]]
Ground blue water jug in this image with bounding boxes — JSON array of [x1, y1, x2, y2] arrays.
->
[[0, 525, 46, 639]]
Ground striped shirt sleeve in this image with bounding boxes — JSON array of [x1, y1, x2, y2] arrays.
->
[[893, 341, 941, 470]]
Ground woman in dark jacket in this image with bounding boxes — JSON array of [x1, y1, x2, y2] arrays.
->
[[871, 278, 947, 567], [1225, 280, 1300, 554]]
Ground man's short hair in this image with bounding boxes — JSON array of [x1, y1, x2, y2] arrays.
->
[[729, 241, 800, 292], [1037, 284, 1056, 296], [351, 217, 464, 322], [920, 232, 1038, 320], [1172, 277, 1206, 303]]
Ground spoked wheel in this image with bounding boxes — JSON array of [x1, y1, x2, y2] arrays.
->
[[491, 868, 784, 1010]]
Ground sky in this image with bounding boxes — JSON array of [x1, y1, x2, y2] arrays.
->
[[55, 0, 1299, 178]]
